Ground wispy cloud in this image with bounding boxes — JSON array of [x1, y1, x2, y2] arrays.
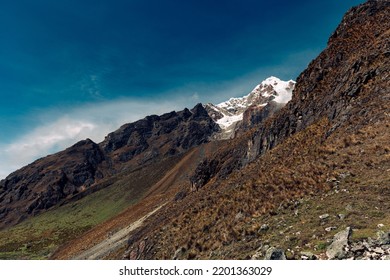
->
[[0, 118, 96, 177], [0, 98, 190, 179]]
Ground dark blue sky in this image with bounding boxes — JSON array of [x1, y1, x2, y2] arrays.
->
[[0, 0, 366, 178]]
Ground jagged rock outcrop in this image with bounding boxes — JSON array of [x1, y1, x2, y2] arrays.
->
[[101, 103, 219, 165], [326, 227, 351, 259], [0, 139, 106, 227], [326, 228, 390, 260], [240, 101, 285, 132]]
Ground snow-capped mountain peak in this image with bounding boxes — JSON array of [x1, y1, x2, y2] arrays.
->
[[205, 76, 295, 136], [251, 76, 295, 103]]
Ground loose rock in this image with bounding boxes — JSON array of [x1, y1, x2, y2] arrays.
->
[[325, 226, 337, 232], [319, 214, 330, 220], [337, 214, 346, 220], [264, 247, 286, 260], [260, 224, 269, 231]]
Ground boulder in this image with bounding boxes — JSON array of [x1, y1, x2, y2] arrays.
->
[[376, 231, 390, 246], [264, 247, 286, 260], [326, 227, 351, 259]]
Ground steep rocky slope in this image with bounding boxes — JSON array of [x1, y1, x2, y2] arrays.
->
[[100, 103, 219, 166], [116, 0, 390, 260], [0, 104, 219, 229], [191, 0, 390, 189], [51, 141, 220, 260], [0, 139, 109, 227]]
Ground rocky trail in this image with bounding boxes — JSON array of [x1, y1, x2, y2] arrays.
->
[[73, 205, 164, 260], [51, 143, 216, 259], [72, 148, 203, 259]]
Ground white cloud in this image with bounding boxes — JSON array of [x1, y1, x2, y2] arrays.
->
[[0, 119, 96, 177], [0, 98, 190, 179]]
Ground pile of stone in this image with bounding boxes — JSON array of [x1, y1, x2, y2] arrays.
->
[[326, 227, 390, 260]]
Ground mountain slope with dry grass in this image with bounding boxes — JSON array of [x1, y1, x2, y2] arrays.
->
[[0, 104, 219, 259], [2, 0, 388, 260], [115, 0, 390, 260], [0, 103, 218, 230]]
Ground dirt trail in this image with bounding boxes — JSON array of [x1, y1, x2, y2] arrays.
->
[[52, 143, 217, 259], [73, 205, 164, 260], [71, 150, 199, 260]]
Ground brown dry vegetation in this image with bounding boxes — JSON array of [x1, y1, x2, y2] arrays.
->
[[51, 142, 220, 259], [117, 102, 389, 259], [110, 1, 390, 260]]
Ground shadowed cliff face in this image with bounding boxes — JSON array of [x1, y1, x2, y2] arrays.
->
[[0, 103, 219, 229], [120, 0, 390, 260], [190, 0, 390, 189], [239, 101, 285, 133], [100, 103, 219, 165], [0, 139, 107, 226]]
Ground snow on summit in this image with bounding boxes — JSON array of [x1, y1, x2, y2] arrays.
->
[[246, 76, 295, 105], [205, 76, 296, 130]]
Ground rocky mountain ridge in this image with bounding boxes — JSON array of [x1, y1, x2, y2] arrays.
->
[[0, 103, 219, 229], [0, 74, 293, 232], [190, 0, 390, 190], [0, 77, 297, 230]]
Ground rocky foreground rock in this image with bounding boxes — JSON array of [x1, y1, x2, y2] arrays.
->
[[340, 230, 390, 260], [250, 227, 390, 260], [326, 227, 390, 260]]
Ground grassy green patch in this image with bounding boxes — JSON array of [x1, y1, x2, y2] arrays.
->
[[0, 181, 139, 259], [0, 156, 179, 259], [315, 241, 328, 251]]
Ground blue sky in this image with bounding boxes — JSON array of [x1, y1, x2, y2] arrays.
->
[[0, 0, 366, 178]]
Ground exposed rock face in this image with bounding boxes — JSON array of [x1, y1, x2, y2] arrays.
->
[[190, 0, 390, 189], [239, 101, 285, 132], [326, 227, 351, 259], [101, 103, 219, 165], [0, 104, 219, 229], [204, 104, 224, 122], [0, 139, 106, 227], [327, 228, 390, 260]]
